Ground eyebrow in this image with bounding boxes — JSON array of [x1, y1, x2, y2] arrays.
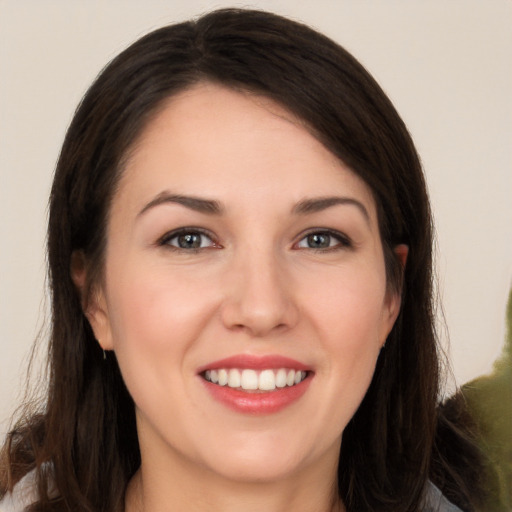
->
[[138, 192, 370, 223], [292, 196, 370, 223], [138, 192, 224, 216]]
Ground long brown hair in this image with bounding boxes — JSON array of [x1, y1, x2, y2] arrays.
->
[[0, 8, 478, 511]]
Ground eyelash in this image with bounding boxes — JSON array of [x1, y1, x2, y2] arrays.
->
[[295, 229, 352, 252], [158, 228, 219, 252], [158, 228, 352, 253]]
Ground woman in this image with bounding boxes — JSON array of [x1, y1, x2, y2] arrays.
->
[[0, 8, 482, 512]]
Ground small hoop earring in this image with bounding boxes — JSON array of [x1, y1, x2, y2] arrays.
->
[[97, 339, 107, 360]]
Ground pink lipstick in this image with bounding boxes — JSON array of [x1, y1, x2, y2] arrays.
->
[[197, 354, 313, 414]]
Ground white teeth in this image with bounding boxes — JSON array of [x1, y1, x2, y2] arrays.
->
[[275, 368, 287, 388], [259, 369, 276, 391], [228, 369, 241, 388], [218, 369, 228, 386], [241, 369, 258, 390], [203, 368, 308, 391]]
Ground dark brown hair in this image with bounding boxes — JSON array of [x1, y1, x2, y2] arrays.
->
[[0, 8, 479, 511]]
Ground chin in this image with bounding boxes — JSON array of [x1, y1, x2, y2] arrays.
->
[[193, 428, 335, 485], [205, 452, 307, 484]]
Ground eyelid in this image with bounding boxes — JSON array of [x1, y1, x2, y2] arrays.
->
[[156, 227, 352, 252], [294, 228, 353, 251], [157, 227, 221, 250]]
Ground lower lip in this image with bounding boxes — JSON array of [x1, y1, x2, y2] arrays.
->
[[201, 376, 312, 415]]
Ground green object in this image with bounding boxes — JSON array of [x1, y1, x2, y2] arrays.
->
[[461, 287, 512, 511]]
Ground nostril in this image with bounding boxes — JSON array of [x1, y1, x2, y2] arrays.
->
[[219, 267, 300, 336]]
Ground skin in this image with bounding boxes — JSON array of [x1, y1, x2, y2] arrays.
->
[[77, 83, 406, 512]]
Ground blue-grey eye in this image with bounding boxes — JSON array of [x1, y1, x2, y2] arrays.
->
[[306, 233, 331, 249], [164, 231, 214, 249], [296, 231, 349, 250]]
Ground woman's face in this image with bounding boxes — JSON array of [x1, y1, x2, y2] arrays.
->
[[87, 83, 402, 484]]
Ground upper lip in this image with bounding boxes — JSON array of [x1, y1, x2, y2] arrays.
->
[[197, 354, 311, 373]]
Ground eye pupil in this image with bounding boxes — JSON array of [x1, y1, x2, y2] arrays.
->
[[307, 233, 330, 248], [178, 233, 201, 248]]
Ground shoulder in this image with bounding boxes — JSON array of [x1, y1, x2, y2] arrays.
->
[[423, 481, 464, 512], [0, 471, 38, 512], [0, 472, 462, 512]]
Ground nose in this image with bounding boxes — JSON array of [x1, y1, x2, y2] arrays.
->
[[220, 250, 299, 337]]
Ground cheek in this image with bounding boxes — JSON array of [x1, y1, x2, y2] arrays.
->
[[106, 264, 214, 347], [302, 263, 387, 420], [317, 284, 385, 386], [102, 268, 224, 448], [307, 261, 388, 344], [103, 264, 219, 398]]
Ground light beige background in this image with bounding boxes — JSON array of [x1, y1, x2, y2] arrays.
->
[[1, 0, 511, 434]]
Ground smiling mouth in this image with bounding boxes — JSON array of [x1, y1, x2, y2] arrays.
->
[[202, 368, 308, 392]]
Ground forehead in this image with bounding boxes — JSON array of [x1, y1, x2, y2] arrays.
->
[[116, 83, 377, 218]]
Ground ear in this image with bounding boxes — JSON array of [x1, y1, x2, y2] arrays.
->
[[394, 243, 408, 269], [380, 244, 409, 344], [70, 251, 114, 350]]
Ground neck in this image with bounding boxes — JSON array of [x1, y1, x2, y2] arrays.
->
[[125, 445, 344, 512]]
